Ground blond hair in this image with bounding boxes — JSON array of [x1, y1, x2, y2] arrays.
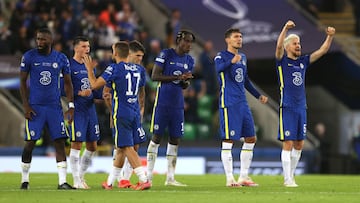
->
[[284, 34, 299, 48]]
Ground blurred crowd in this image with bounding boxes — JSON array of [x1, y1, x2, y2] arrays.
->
[[0, 0, 219, 146], [296, 0, 360, 36]]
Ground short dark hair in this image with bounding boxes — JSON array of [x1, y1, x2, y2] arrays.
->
[[73, 36, 89, 46], [114, 41, 129, 58], [176, 30, 195, 44], [225, 28, 241, 39], [129, 40, 145, 54], [37, 27, 52, 36]]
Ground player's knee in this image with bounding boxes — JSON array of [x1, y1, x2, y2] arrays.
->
[[169, 137, 180, 145], [152, 135, 161, 144], [71, 141, 82, 150], [85, 141, 97, 151], [22, 145, 35, 162], [244, 136, 256, 143], [23, 141, 36, 152]]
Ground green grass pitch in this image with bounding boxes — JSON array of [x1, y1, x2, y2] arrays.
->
[[1, 173, 359, 203]]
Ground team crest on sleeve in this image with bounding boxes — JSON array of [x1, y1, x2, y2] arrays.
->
[[105, 66, 113, 75], [52, 63, 58, 69], [184, 64, 188, 69], [20, 56, 25, 67], [300, 63, 304, 69], [155, 51, 165, 63], [214, 52, 222, 60]]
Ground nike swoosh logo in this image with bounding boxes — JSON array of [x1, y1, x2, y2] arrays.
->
[[73, 71, 79, 74], [288, 64, 293, 66], [34, 63, 41, 66]]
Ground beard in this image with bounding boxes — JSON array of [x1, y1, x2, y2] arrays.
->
[[37, 44, 50, 54]]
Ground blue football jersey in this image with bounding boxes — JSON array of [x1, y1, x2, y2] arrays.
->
[[20, 49, 70, 105], [101, 62, 146, 118], [154, 48, 195, 108], [69, 58, 101, 112], [214, 50, 260, 108], [276, 55, 310, 108]]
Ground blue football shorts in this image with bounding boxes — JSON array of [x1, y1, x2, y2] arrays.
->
[[150, 105, 184, 138], [24, 104, 67, 141], [113, 113, 146, 148], [278, 107, 307, 141], [219, 102, 255, 141], [69, 105, 100, 142]]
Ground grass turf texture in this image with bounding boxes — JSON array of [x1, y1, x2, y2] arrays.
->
[[1, 173, 359, 203]]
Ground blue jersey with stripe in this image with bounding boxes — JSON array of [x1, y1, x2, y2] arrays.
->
[[104, 65, 146, 113], [101, 62, 146, 118], [214, 50, 260, 108], [154, 48, 194, 108], [69, 58, 102, 112], [20, 49, 70, 105], [276, 55, 310, 108]]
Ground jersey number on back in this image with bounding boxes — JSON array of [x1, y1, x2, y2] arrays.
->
[[125, 72, 141, 96]]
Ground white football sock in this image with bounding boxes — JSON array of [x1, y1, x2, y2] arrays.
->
[[21, 162, 31, 183], [57, 161, 67, 185], [166, 143, 178, 181], [107, 166, 121, 186], [146, 140, 159, 181], [221, 142, 234, 183], [120, 157, 133, 181], [69, 149, 80, 184], [107, 148, 117, 183], [239, 142, 255, 180], [134, 166, 147, 183], [290, 149, 302, 180], [281, 150, 291, 182], [79, 149, 95, 180]]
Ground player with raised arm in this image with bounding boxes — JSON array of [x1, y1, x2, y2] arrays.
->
[[102, 40, 147, 189], [86, 41, 150, 190], [275, 20, 335, 187], [68, 36, 102, 189]]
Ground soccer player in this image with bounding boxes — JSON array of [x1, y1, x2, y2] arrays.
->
[[19, 28, 75, 190], [146, 30, 195, 187], [103, 40, 147, 189], [214, 28, 268, 187], [68, 36, 102, 189], [86, 41, 151, 190], [275, 20, 335, 187]]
